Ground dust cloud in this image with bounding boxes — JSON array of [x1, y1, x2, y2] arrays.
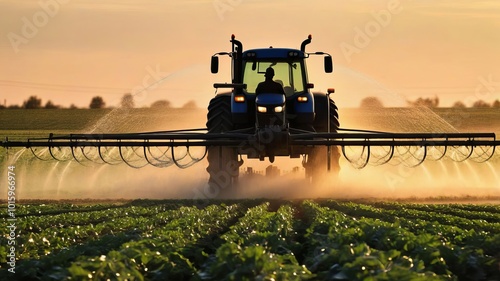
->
[[4, 106, 500, 201]]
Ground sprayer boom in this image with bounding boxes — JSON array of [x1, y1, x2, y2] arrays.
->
[[2, 129, 499, 169]]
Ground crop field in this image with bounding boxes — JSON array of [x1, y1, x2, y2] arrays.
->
[[0, 199, 499, 280]]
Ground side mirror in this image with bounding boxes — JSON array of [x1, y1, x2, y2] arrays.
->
[[324, 56, 333, 73], [211, 56, 219, 74]]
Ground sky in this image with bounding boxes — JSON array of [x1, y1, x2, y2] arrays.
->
[[1, 0, 500, 108]]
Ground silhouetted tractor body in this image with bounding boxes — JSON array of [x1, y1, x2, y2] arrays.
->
[[207, 35, 340, 188]]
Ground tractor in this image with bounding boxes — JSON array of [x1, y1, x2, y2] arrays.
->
[[207, 35, 340, 189]]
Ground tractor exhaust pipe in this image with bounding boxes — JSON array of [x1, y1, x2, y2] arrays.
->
[[300, 34, 312, 52], [230, 34, 243, 84]]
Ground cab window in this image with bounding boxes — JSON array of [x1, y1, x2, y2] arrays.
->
[[242, 61, 305, 96]]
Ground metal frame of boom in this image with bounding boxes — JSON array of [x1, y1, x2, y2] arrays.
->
[[2, 129, 499, 169]]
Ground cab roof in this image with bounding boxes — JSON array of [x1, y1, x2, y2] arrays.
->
[[242, 48, 306, 59]]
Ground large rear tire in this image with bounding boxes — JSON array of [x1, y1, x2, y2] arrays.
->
[[313, 92, 340, 132], [305, 93, 341, 182], [206, 94, 239, 195]]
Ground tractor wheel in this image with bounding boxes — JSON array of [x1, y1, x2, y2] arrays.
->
[[206, 94, 239, 195], [313, 92, 340, 132], [305, 93, 341, 183]]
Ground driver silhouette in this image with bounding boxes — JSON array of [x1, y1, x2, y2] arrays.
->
[[255, 67, 285, 95]]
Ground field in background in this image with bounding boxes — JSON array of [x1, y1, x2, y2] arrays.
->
[[1, 107, 500, 139], [0, 108, 205, 139]]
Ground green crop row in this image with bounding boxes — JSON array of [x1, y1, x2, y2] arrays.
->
[[325, 201, 500, 254], [0, 205, 168, 234], [369, 201, 500, 233], [449, 203, 500, 214], [200, 203, 311, 280], [310, 202, 500, 280], [301, 201, 447, 280], [389, 202, 500, 223], [0, 205, 188, 262], [9, 204, 244, 280], [1, 200, 498, 280], [0, 203, 120, 217]]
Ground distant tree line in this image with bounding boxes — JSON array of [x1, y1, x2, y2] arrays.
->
[[359, 96, 500, 109], [0, 94, 198, 110], [2, 94, 498, 109]]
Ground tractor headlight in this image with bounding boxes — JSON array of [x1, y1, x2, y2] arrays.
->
[[234, 95, 245, 103], [257, 106, 267, 113], [274, 106, 283, 113], [297, 96, 308, 102]]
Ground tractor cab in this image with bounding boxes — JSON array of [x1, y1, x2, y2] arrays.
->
[[241, 48, 309, 97], [240, 48, 315, 129], [211, 35, 333, 131]]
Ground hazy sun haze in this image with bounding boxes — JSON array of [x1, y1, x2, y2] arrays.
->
[[1, 0, 499, 108]]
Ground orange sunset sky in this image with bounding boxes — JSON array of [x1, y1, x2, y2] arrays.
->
[[1, 0, 499, 108]]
